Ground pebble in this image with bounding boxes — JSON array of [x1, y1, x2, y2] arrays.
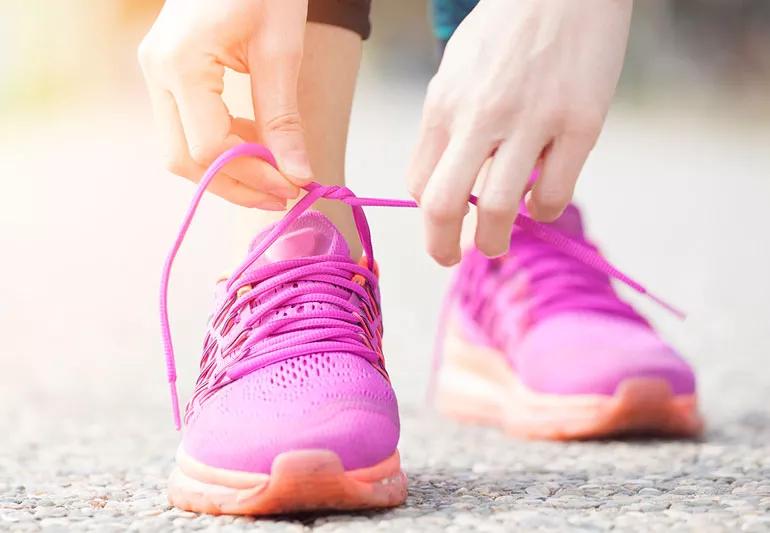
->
[[524, 485, 551, 498]]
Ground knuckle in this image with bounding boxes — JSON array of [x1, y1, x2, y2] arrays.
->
[[137, 36, 182, 73], [464, 80, 519, 127], [462, 98, 512, 136], [566, 109, 604, 142], [481, 204, 512, 221], [468, 94, 499, 122], [424, 77, 449, 115], [188, 142, 220, 166], [263, 48, 302, 69], [477, 196, 515, 220], [136, 36, 153, 69], [261, 38, 303, 63], [152, 40, 191, 76], [264, 111, 303, 134], [423, 200, 463, 224], [539, 104, 568, 132]]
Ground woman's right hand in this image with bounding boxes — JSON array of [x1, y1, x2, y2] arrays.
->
[[138, 0, 312, 209]]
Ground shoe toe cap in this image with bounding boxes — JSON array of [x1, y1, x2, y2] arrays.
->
[[515, 313, 696, 396], [182, 353, 400, 473]]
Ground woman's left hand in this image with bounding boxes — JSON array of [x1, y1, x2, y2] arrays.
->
[[407, 0, 633, 265]]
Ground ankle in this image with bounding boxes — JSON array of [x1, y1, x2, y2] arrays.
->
[[310, 199, 362, 260]]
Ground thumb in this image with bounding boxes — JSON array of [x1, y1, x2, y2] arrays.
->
[[249, 1, 312, 184]]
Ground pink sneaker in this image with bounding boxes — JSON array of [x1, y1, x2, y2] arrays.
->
[[434, 204, 703, 440], [159, 143, 698, 513], [159, 146, 407, 515]]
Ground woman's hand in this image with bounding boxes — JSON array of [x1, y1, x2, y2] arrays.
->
[[138, 0, 311, 209], [407, 0, 633, 265]]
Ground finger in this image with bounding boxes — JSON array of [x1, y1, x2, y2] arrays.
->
[[525, 134, 592, 222], [173, 83, 298, 199], [231, 117, 261, 143], [406, 120, 449, 202], [172, 69, 232, 167], [204, 173, 287, 210], [475, 135, 544, 257], [143, 76, 191, 178], [227, 117, 300, 198], [250, 1, 313, 183], [146, 86, 286, 209], [420, 134, 492, 266], [220, 126, 299, 198]]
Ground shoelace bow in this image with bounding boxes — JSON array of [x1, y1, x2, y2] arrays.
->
[[161, 143, 684, 429]]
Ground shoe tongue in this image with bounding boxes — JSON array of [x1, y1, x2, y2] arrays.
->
[[248, 211, 350, 266]]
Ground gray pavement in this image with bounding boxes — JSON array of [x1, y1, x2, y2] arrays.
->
[[1, 75, 770, 531]]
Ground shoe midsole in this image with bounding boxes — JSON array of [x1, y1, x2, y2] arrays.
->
[[436, 322, 698, 426], [175, 446, 403, 490]]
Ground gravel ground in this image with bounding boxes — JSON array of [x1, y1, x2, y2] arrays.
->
[[3, 407, 770, 532], [2, 76, 769, 531]]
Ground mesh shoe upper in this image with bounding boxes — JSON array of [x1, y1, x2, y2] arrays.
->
[[450, 204, 696, 396], [181, 212, 399, 473]]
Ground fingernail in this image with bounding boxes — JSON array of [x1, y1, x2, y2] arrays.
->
[[483, 249, 506, 259], [280, 150, 313, 182]]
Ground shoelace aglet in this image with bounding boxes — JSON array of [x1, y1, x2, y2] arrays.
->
[[170, 381, 181, 430], [645, 291, 687, 321]]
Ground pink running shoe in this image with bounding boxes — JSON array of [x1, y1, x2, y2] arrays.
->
[[160, 143, 696, 513], [434, 204, 703, 440], [159, 146, 407, 515]]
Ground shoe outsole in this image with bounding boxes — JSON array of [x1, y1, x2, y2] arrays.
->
[[168, 448, 407, 516], [435, 324, 703, 440]]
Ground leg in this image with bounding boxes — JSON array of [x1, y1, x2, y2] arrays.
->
[[163, 2, 408, 518], [236, 22, 364, 259], [297, 22, 363, 259]]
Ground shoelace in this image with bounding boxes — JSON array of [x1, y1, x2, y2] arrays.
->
[[460, 231, 646, 339], [185, 253, 386, 426], [161, 143, 683, 429]]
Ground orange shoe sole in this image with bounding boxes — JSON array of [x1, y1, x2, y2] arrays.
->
[[168, 448, 407, 516], [435, 324, 703, 440]]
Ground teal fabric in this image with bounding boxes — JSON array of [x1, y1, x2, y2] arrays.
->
[[431, 0, 480, 41]]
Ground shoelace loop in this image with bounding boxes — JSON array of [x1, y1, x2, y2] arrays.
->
[[161, 143, 684, 429]]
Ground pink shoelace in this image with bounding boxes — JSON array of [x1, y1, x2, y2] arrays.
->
[[160, 143, 683, 429], [431, 226, 654, 396], [458, 228, 647, 338]]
